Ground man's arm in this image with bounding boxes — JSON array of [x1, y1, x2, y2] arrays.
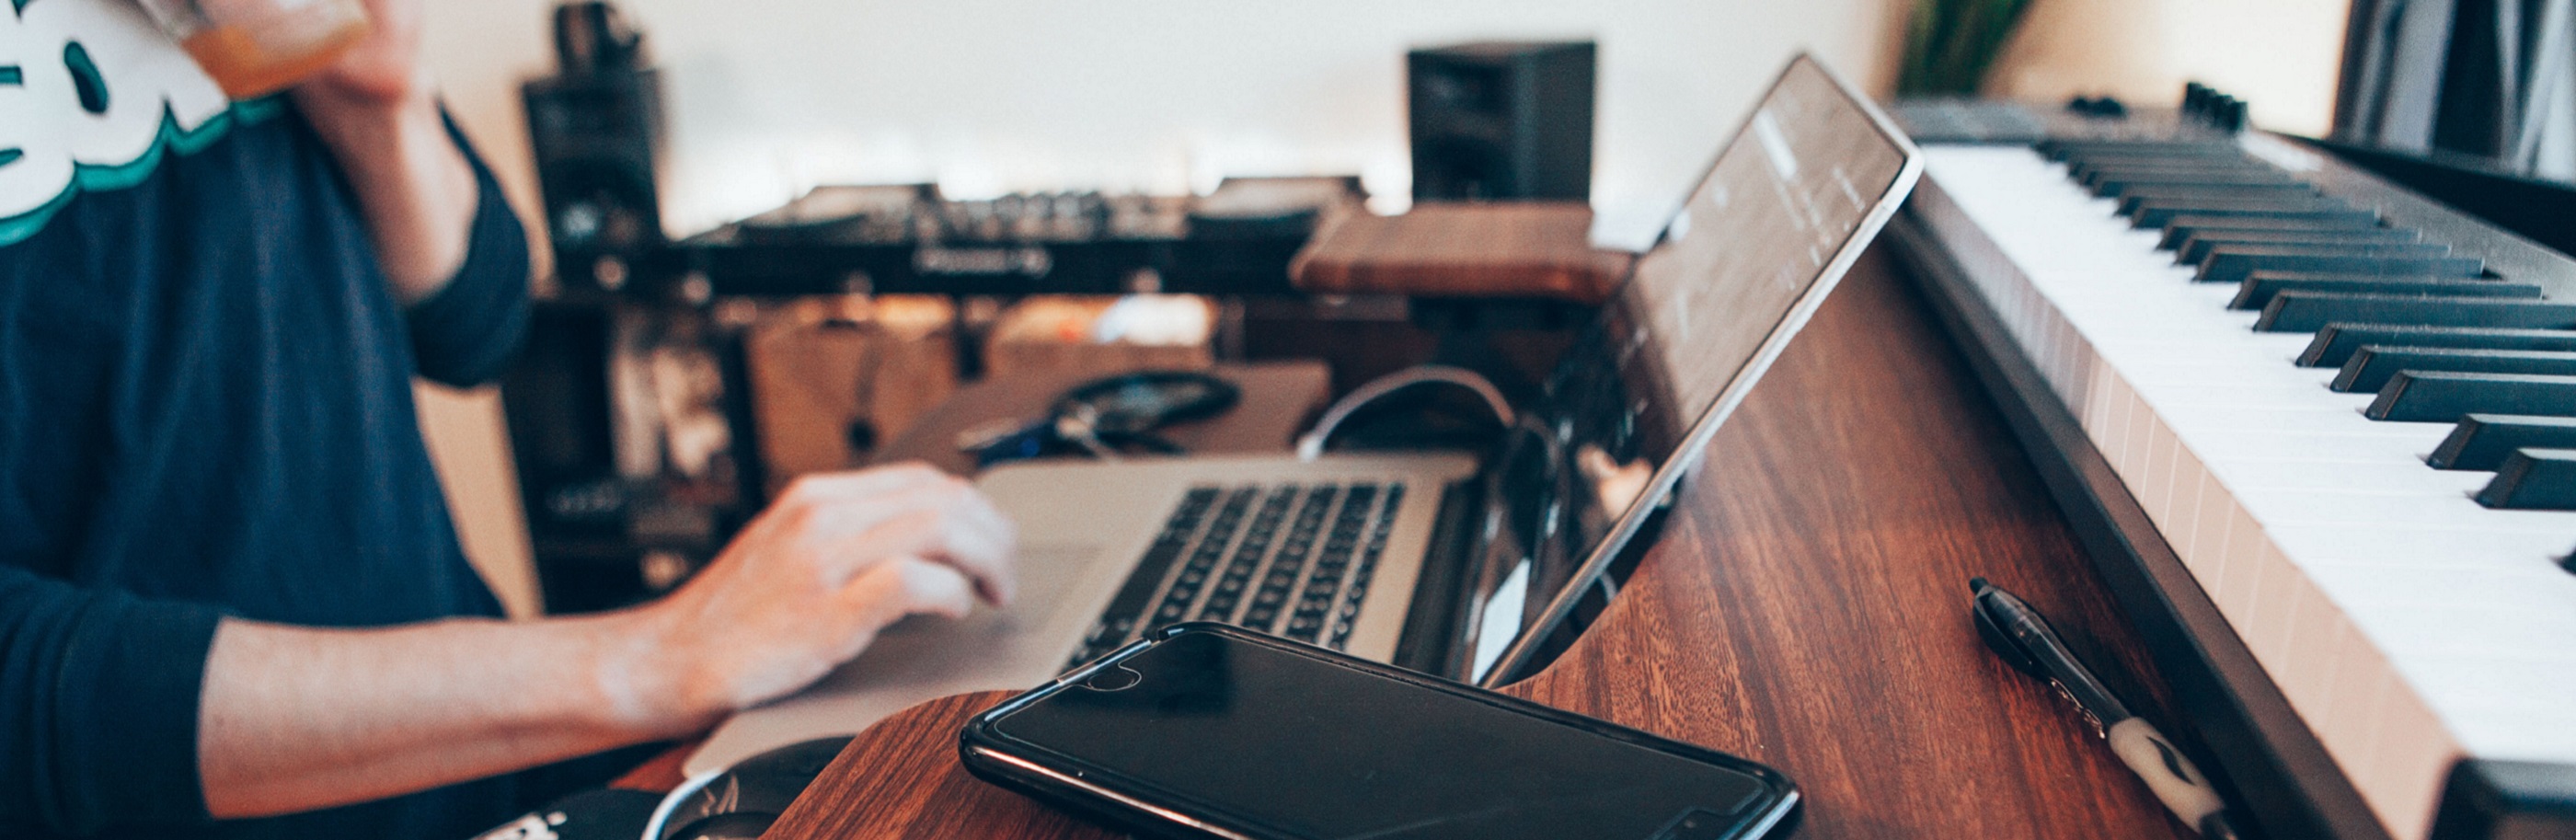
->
[[198, 466, 1018, 819], [291, 0, 478, 305]]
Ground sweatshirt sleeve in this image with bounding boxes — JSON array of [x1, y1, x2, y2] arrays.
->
[[404, 113, 533, 389], [0, 565, 224, 834]]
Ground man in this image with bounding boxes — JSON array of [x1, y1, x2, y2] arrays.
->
[[0, 0, 1018, 836]]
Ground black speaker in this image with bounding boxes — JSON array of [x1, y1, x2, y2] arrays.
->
[[1408, 40, 1595, 201], [524, 2, 665, 293]]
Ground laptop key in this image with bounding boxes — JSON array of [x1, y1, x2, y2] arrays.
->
[[1326, 484, 1407, 650], [1197, 487, 1296, 623]]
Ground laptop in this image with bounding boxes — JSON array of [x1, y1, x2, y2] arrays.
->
[[683, 53, 1923, 776]]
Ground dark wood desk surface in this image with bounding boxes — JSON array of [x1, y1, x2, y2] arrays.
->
[[766, 248, 2201, 839]]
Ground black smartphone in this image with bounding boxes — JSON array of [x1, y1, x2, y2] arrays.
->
[[959, 624, 1799, 840]]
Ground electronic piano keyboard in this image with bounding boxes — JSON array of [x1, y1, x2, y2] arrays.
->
[[1891, 96, 2576, 840]]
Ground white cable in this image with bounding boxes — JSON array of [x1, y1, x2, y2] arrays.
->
[[1294, 364, 1515, 461], [638, 769, 720, 840]]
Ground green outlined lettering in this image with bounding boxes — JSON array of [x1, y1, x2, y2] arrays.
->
[[63, 41, 105, 113], [1, 0, 274, 247]]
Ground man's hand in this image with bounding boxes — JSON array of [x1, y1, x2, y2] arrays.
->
[[297, 0, 431, 109], [615, 465, 1019, 728], [288, 0, 478, 304], [198, 463, 1018, 818]]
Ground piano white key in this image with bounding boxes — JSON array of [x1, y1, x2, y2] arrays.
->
[[2267, 525, 2571, 570], [2238, 486, 2576, 533], [2214, 459, 2489, 495], [2214, 524, 2276, 625], [2192, 432, 2453, 475], [2182, 471, 2242, 582], [2276, 581, 2350, 724]]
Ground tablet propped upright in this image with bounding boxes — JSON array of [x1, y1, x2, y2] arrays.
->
[[1468, 52, 1923, 685]]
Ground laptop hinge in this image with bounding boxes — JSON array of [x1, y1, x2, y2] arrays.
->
[[1391, 478, 1480, 678]]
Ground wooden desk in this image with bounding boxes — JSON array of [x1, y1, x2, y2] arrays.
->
[[766, 248, 2203, 838]]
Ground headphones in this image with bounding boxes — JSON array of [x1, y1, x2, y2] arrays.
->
[[960, 371, 1241, 466]]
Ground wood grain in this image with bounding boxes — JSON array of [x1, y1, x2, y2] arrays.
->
[[764, 691, 1091, 840], [767, 249, 2200, 839], [1291, 202, 1635, 304]]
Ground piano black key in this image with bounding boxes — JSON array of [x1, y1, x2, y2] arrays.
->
[[2042, 139, 2239, 161], [2158, 214, 2392, 249], [2428, 414, 2576, 470], [2125, 195, 2352, 227], [2066, 144, 2261, 159], [2474, 448, 2576, 510], [2081, 166, 2287, 190], [2229, 273, 2541, 310], [2331, 348, 2576, 392], [2256, 294, 2576, 333], [2177, 226, 2421, 264], [2105, 181, 2318, 205], [2073, 155, 2279, 172], [2195, 244, 2475, 285], [2061, 144, 2259, 163], [2133, 202, 2377, 230], [2365, 371, 2576, 422], [2084, 169, 2299, 195], [2298, 325, 2576, 367]]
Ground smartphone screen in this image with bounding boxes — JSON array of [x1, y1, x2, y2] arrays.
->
[[974, 627, 1790, 840]]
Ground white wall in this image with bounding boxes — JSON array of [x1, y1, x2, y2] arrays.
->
[[421, 0, 1910, 253], [1987, 0, 2352, 137], [418, 0, 2360, 255]]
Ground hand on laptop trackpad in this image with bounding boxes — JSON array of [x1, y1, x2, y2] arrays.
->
[[873, 541, 1101, 639], [785, 542, 1106, 699]]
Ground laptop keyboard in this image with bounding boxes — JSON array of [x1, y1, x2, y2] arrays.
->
[[1067, 481, 1407, 667]]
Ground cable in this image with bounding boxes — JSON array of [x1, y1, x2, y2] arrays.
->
[[1294, 364, 1515, 461]]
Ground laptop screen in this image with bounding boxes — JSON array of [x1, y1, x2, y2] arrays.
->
[[1466, 55, 1921, 684]]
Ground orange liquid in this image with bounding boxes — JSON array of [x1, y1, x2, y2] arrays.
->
[[180, 13, 370, 99]]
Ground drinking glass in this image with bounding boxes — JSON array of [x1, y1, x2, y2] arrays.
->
[[135, 0, 373, 99]]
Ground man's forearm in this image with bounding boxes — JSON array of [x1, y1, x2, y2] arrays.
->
[[297, 90, 479, 305], [196, 611, 702, 819], [192, 466, 1018, 821]]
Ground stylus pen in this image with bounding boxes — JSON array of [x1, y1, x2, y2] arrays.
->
[[1969, 577, 2245, 840]]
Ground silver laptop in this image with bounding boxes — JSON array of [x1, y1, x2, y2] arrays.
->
[[684, 53, 1922, 777]]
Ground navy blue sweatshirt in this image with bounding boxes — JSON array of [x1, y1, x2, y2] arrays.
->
[[2, 1, 546, 835]]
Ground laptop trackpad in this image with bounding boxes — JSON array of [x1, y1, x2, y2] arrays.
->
[[683, 541, 1111, 776], [870, 540, 1104, 647], [787, 540, 1103, 698]]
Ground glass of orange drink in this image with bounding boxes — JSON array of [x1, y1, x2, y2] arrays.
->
[[136, 0, 374, 99]]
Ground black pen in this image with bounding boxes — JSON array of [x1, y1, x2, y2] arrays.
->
[[1969, 577, 2244, 840]]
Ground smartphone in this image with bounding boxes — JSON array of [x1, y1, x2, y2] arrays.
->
[[959, 623, 1799, 840]]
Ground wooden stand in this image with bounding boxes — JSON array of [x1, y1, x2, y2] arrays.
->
[[1291, 202, 1634, 304]]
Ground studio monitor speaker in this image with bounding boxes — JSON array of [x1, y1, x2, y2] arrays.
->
[[524, 2, 664, 292], [1408, 40, 1595, 202], [524, 71, 665, 292]]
